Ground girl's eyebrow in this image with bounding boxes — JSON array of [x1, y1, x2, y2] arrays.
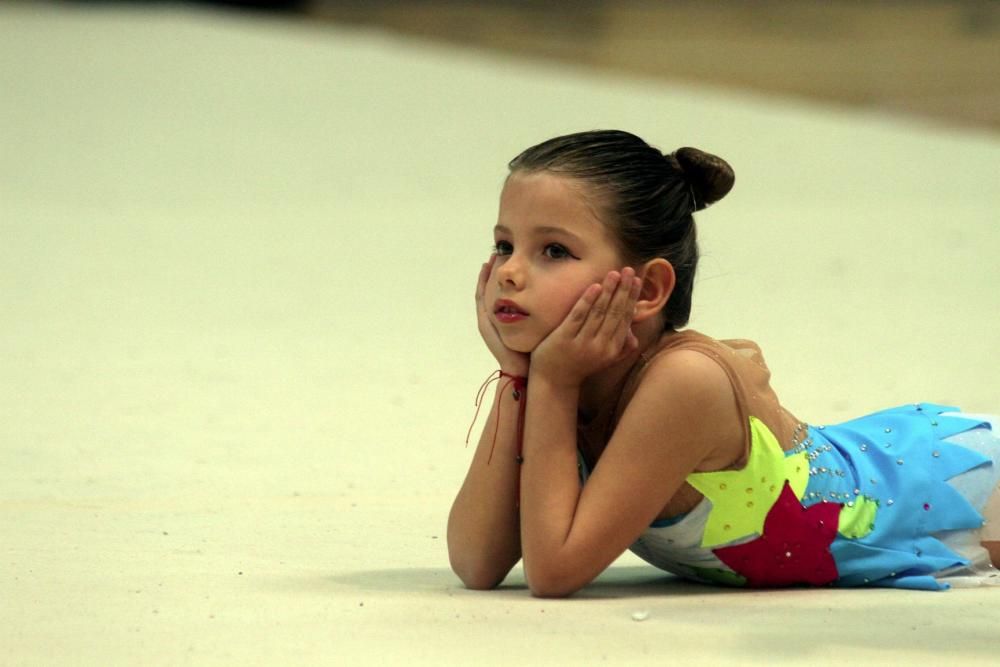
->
[[493, 224, 582, 242]]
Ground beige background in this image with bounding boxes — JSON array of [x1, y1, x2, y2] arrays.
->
[[313, 0, 1000, 132], [1, 2, 999, 665]]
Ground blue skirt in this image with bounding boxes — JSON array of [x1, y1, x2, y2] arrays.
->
[[801, 403, 1000, 590]]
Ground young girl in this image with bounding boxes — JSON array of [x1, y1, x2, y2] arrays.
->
[[447, 130, 1000, 597]]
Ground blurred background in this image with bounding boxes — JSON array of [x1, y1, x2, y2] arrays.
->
[[80, 0, 1000, 132], [2, 2, 999, 664]]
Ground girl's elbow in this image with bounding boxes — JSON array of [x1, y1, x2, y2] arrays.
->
[[525, 565, 585, 598], [449, 553, 508, 591], [528, 582, 577, 599], [455, 567, 505, 591]]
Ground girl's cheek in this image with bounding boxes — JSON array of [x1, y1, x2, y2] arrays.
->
[[553, 298, 578, 325]]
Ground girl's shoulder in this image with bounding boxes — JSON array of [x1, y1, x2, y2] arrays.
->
[[637, 346, 740, 423], [627, 329, 790, 470], [623, 341, 745, 472], [638, 330, 773, 389], [654, 329, 766, 362]]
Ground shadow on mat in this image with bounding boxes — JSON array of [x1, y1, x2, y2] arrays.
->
[[325, 565, 741, 599], [311, 567, 999, 657]]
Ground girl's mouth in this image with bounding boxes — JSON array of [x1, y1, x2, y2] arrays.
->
[[494, 299, 528, 323]]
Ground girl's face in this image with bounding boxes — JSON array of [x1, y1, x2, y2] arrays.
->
[[488, 171, 628, 353]]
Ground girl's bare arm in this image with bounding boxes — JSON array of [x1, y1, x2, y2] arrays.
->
[[447, 256, 531, 589], [447, 379, 524, 589], [520, 353, 738, 597], [519, 270, 740, 597]]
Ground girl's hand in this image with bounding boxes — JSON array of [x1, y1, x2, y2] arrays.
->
[[530, 268, 641, 387], [475, 255, 530, 377]]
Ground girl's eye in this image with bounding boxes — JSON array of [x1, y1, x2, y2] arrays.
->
[[493, 240, 513, 256], [544, 244, 572, 260]]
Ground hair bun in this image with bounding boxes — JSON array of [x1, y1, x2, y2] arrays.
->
[[673, 147, 735, 211]]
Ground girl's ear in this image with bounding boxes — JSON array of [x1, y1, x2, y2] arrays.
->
[[633, 258, 675, 324]]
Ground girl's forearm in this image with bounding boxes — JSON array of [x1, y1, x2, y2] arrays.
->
[[518, 374, 585, 596], [447, 381, 524, 589]]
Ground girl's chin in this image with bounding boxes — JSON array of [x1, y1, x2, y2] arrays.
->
[[497, 332, 540, 355], [502, 340, 535, 355]]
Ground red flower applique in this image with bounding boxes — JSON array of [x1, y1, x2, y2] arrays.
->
[[713, 481, 841, 587]]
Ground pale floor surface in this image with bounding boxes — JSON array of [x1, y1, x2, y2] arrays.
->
[[2, 3, 999, 665]]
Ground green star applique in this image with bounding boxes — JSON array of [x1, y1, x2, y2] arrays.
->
[[687, 416, 809, 548], [837, 495, 877, 539], [689, 565, 747, 587]]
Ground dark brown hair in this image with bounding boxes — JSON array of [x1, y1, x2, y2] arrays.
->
[[508, 130, 734, 330]]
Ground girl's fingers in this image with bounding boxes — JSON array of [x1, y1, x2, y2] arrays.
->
[[581, 271, 621, 337], [476, 254, 496, 302], [606, 272, 641, 341], [618, 280, 642, 353], [602, 269, 636, 338], [563, 282, 602, 337], [589, 268, 639, 339], [475, 263, 487, 302], [477, 261, 487, 285]]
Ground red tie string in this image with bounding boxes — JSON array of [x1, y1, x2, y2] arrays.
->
[[465, 370, 528, 465]]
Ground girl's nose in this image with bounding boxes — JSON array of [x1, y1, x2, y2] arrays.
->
[[495, 255, 524, 288]]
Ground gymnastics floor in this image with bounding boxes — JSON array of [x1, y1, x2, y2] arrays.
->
[[2, 3, 999, 665]]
